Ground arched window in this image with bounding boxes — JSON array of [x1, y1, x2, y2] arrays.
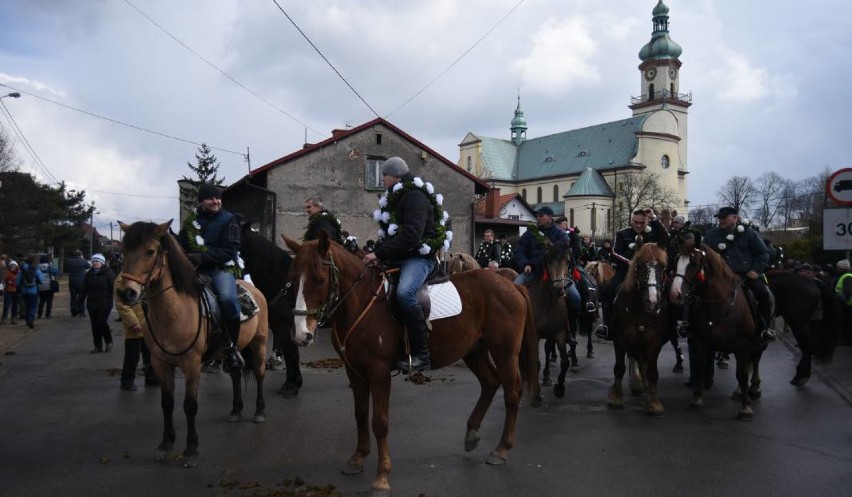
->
[[537, 187, 542, 203], [466, 156, 472, 172], [553, 185, 559, 201], [649, 84, 655, 100], [521, 188, 527, 200], [661, 155, 670, 169]]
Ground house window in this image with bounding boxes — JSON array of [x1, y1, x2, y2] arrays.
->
[[536, 187, 542, 203], [661, 155, 670, 169], [521, 188, 527, 200], [376, 133, 382, 145], [508, 215, 520, 220], [553, 185, 559, 202], [365, 157, 386, 190]]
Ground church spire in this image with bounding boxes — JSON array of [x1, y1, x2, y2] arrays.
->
[[510, 94, 527, 146]]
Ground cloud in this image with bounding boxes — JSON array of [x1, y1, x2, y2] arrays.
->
[[511, 16, 600, 96], [0, 72, 66, 98], [713, 53, 798, 103]]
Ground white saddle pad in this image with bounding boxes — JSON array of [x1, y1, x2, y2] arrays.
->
[[427, 282, 463, 321]]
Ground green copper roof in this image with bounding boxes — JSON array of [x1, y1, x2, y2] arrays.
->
[[479, 136, 519, 180], [530, 201, 565, 217], [511, 100, 527, 129], [565, 167, 615, 197], [639, 0, 682, 61]]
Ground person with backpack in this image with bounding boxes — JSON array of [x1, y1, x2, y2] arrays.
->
[[16, 256, 45, 329], [1, 260, 20, 325], [36, 255, 60, 319], [81, 253, 115, 353]]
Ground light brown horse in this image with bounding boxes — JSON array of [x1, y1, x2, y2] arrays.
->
[[669, 240, 764, 420], [283, 232, 539, 497], [606, 242, 670, 416], [448, 252, 518, 281], [116, 220, 269, 467]]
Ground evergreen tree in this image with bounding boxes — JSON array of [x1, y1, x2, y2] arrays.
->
[[180, 143, 225, 213]]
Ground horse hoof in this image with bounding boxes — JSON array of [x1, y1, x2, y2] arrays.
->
[[341, 462, 364, 475], [586, 352, 594, 359], [630, 389, 643, 397], [688, 400, 703, 411], [748, 389, 762, 400], [530, 396, 543, 408], [154, 450, 168, 463], [253, 414, 266, 423], [607, 401, 624, 410], [570, 364, 580, 373], [228, 413, 241, 423], [542, 377, 552, 387], [790, 377, 808, 387], [182, 456, 198, 468], [737, 410, 754, 421], [465, 430, 481, 452], [485, 452, 507, 465], [672, 364, 684, 373], [553, 384, 565, 398], [370, 487, 391, 497]]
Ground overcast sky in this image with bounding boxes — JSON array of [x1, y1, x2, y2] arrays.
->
[[1, 0, 848, 239]]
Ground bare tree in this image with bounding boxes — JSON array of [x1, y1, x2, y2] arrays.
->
[[777, 178, 799, 229], [0, 125, 20, 172], [716, 176, 756, 214], [688, 206, 714, 231], [614, 172, 679, 226], [753, 171, 785, 229]]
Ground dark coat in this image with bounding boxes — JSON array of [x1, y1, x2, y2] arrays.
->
[[374, 175, 437, 262], [704, 225, 769, 275], [612, 218, 667, 274], [512, 223, 569, 276], [475, 241, 502, 268], [178, 209, 241, 270], [82, 268, 115, 311], [65, 257, 90, 287], [304, 212, 342, 243]]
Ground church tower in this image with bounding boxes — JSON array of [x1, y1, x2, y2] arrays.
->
[[510, 96, 527, 146]]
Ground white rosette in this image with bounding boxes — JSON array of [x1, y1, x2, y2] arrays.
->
[[426, 182, 434, 194], [726, 234, 735, 241], [644, 225, 652, 233], [741, 218, 750, 225], [381, 211, 391, 223], [413, 177, 424, 188], [373, 209, 383, 221], [237, 256, 245, 269], [435, 193, 443, 205], [718, 243, 727, 251], [378, 194, 388, 208], [737, 225, 745, 233], [446, 231, 453, 242], [392, 182, 403, 193], [419, 243, 431, 255], [629, 242, 636, 249], [192, 220, 201, 229], [377, 229, 386, 238], [388, 223, 399, 236], [195, 235, 205, 246], [443, 239, 451, 250]]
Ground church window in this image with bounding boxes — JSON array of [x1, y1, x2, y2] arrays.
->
[[553, 185, 559, 202], [521, 188, 527, 200], [569, 209, 575, 226], [467, 156, 472, 172], [536, 187, 542, 203], [649, 84, 655, 100], [661, 155, 670, 169]]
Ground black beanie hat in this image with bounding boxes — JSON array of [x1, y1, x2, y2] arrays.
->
[[197, 183, 222, 202]]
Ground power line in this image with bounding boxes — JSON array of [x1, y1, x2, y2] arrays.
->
[[122, 0, 327, 140], [387, 0, 527, 118], [0, 99, 60, 184], [0, 83, 246, 157], [87, 188, 178, 199], [271, 0, 380, 118]]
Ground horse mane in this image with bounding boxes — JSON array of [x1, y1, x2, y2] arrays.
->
[[622, 243, 666, 295], [546, 240, 571, 263], [122, 222, 199, 298], [449, 253, 480, 274], [699, 243, 740, 285], [241, 228, 291, 276]]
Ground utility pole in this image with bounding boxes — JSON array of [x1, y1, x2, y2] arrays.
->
[[88, 208, 94, 257], [109, 222, 114, 254]]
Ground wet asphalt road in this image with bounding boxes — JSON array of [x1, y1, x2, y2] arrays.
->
[[1, 292, 850, 497]]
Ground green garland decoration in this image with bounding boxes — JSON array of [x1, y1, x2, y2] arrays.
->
[[525, 223, 548, 249], [373, 177, 451, 255], [303, 211, 343, 243], [182, 212, 207, 253]]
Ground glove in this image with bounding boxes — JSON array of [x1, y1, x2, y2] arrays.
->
[[186, 253, 204, 267]]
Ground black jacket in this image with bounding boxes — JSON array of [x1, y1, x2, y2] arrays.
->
[[475, 241, 503, 268], [612, 218, 667, 274], [304, 211, 342, 243], [704, 225, 769, 275], [374, 175, 438, 262], [82, 268, 115, 311], [513, 223, 570, 276], [178, 209, 241, 270]]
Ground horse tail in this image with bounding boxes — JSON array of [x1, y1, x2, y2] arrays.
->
[[515, 284, 541, 402], [814, 279, 840, 365], [240, 344, 257, 384]]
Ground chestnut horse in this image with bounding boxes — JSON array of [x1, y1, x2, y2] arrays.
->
[[606, 241, 670, 416], [284, 232, 539, 497], [116, 221, 269, 467], [669, 241, 764, 420]]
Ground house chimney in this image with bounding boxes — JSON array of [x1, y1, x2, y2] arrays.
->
[[485, 187, 501, 219], [331, 129, 348, 138]]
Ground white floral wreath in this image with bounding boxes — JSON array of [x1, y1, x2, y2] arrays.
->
[[181, 211, 245, 274], [717, 218, 756, 252], [373, 177, 452, 255]]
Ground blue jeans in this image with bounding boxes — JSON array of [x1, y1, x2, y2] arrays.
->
[[21, 293, 38, 324], [2, 291, 18, 320], [396, 257, 437, 312], [203, 269, 240, 319], [513, 271, 581, 310]]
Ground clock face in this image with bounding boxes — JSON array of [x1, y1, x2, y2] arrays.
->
[[644, 68, 657, 81], [669, 67, 677, 80]]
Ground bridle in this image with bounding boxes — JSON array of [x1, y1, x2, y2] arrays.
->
[[673, 248, 739, 326]]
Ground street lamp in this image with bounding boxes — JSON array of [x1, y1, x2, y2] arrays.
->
[[0, 92, 21, 100]]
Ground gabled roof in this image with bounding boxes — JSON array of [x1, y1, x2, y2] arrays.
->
[[565, 167, 615, 197], [251, 117, 490, 194], [477, 115, 648, 182], [473, 192, 532, 216]]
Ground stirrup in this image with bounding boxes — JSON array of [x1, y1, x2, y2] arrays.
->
[[585, 301, 597, 312], [676, 320, 690, 339], [594, 325, 609, 340], [761, 328, 777, 342]]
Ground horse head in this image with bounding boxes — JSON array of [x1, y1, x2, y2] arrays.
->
[[628, 243, 667, 314], [544, 240, 572, 297], [116, 220, 176, 305], [669, 233, 706, 304], [283, 230, 339, 346]]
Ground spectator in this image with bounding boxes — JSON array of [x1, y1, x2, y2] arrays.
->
[[37, 255, 60, 319], [16, 255, 45, 329], [595, 240, 613, 262], [81, 253, 115, 353], [474, 229, 502, 269], [114, 274, 157, 390], [1, 260, 20, 325], [65, 249, 90, 317]]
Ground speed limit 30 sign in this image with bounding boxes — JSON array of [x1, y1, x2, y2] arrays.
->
[[824, 208, 852, 250]]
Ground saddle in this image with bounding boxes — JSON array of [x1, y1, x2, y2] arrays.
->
[[386, 265, 461, 324], [198, 278, 261, 332], [740, 282, 775, 329]]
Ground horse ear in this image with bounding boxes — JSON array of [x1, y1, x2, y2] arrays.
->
[[282, 235, 301, 252], [118, 221, 131, 232], [155, 219, 173, 238], [317, 230, 330, 256]]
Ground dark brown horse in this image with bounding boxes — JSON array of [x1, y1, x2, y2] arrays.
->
[[283, 232, 539, 497], [766, 270, 838, 386], [669, 241, 764, 420], [116, 221, 269, 467], [606, 241, 670, 416]]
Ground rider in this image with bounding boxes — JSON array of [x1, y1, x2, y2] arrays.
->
[[362, 157, 440, 372], [596, 208, 668, 339], [498, 233, 514, 269], [579, 235, 597, 266], [179, 183, 244, 372], [703, 206, 776, 342], [474, 229, 502, 269], [304, 195, 343, 243]]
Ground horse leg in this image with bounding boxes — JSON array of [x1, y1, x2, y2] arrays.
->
[[748, 350, 763, 400], [607, 341, 626, 410], [342, 370, 370, 476], [734, 352, 754, 420], [541, 339, 553, 387], [790, 322, 811, 387], [485, 348, 522, 465], [544, 337, 556, 363], [628, 356, 644, 396], [278, 334, 302, 397], [568, 309, 580, 372], [182, 367, 200, 467], [369, 371, 393, 496], [585, 316, 595, 358], [462, 346, 501, 452], [645, 348, 665, 417], [688, 341, 706, 411], [155, 365, 176, 462], [229, 368, 243, 422], [253, 340, 267, 423], [554, 336, 570, 398]]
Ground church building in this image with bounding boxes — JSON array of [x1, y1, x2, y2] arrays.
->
[[459, 0, 690, 241]]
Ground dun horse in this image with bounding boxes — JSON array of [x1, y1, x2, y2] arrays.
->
[[606, 241, 670, 416], [116, 221, 269, 466], [669, 240, 764, 420], [284, 232, 539, 497]]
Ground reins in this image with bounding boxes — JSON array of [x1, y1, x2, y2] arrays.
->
[[676, 249, 740, 328]]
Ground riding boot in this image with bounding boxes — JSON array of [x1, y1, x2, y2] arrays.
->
[[673, 346, 684, 373], [567, 308, 580, 347], [222, 317, 245, 373], [396, 305, 431, 372], [595, 300, 611, 340]]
